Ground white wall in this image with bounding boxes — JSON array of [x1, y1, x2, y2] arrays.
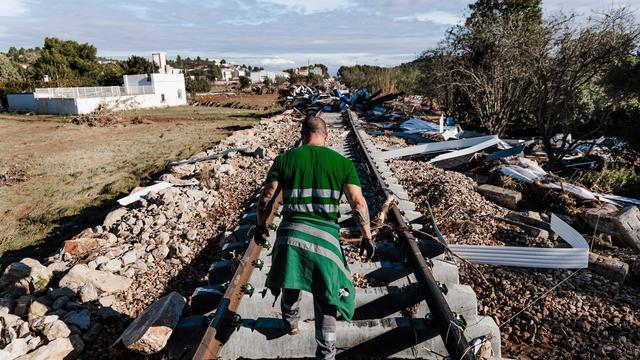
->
[[150, 73, 187, 107], [8, 73, 187, 115], [124, 74, 152, 88]]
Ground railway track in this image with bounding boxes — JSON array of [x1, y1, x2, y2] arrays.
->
[[185, 110, 502, 359]]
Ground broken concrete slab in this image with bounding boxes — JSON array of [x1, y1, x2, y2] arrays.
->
[[614, 206, 640, 251], [588, 252, 629, 283], [113, 291, 186, 354], [477, 184, 522, 210], [0, 258, 52, 295], [59, 264, 133, 294], [582, 205, 640, 251]]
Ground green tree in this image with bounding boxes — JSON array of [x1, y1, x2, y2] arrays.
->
[[185, 77, 210, 93], [0, 54, 21, 84], [97, 62, 124, 86], [467, 0, 542, 27], [263, 77, 273, 87], [30, 37, 99, 85], [6, 47, 18, 61], [238, 76, 250, 89], [208, 63, 222, 81], [123, 55, 156, 75]]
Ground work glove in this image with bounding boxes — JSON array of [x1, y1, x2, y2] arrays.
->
[[253, 225, 269, 247], [359, 237, 375, 261]]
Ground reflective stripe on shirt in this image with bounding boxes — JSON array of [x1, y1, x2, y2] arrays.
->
[[284, 188, 342, 201], [282, 203, 340, 214]]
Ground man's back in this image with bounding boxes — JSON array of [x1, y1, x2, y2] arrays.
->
[[266, 145, 360, 222]]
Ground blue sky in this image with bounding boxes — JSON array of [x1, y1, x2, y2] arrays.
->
[[0, 0, 638, 73]]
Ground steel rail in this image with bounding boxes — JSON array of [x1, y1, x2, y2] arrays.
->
[[193, 191, 281, 360], [345, 110, 473, 360]]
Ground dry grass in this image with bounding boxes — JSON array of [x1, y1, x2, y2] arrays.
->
[[0, 105, 269, 260]]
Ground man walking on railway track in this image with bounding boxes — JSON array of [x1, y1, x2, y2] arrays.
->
[[255, 115, 374, 360]]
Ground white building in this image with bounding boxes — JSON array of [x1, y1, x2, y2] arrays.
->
[[250, 70, 290, 84], [221, 69, 234, 82], [152, 52, 182, 75], [7, 72, 186, 115]]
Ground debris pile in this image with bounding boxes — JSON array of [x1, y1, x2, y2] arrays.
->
[[0, 112, 301, 359], [391, 160, 507, 246], [70, 105, 149, 127]]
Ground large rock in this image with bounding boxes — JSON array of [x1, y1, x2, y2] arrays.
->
[[103, 208, 127, 228], [0, 258, 52, 295], [113, 292, 186, 354], [477, 184, 522, 210], [63, 309, 91, 330], [582, 205, 640, 251], [43, 319, 71, 340], [15, 335, 83, 360], [28, 300, 49, 320], [59, 264, 132, 294], [3, 338, 30, 358], [62, 237, 102, 256]]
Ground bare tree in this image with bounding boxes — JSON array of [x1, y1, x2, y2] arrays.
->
[[529, 9, 640, 167], [447, 15, 538, 135]]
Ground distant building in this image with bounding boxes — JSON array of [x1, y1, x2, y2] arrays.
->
[[232, 69, 246, 78], [309, 67, 324, 76], [152, 52, 182, 75], [294, 68, 309, 76], [250, 70, 290, 84], [7, 54, 187, 115], [221, 69, 234, 82]]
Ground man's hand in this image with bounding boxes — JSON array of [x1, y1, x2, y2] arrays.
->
[[359, 237, 375, 261], [253, 225, 269, 246]]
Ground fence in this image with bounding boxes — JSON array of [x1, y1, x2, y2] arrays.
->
[[35, 85, 155, 99]]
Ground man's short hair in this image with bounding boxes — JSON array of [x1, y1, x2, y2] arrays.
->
[[301, 116, 327, 137]]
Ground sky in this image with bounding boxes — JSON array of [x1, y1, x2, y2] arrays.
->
[[0, 0, 638, 73]]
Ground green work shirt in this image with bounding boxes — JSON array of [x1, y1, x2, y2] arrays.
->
[[266, 145, 361, 222]]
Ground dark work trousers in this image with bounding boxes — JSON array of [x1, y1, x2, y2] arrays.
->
[[281, 288, 337, 360]]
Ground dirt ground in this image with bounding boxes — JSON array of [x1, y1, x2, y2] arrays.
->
[[190, 93, 280, 110], [0, 105, 276, 263]]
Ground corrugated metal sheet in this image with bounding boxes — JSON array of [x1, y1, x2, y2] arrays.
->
[[444, 214, 589, 269]]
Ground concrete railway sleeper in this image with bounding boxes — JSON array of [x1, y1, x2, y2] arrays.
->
[[183, 111, 501, 360]]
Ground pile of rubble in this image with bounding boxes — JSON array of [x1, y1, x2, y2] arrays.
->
[[70, 105, 149, 127], [0, 112, 301, 359]]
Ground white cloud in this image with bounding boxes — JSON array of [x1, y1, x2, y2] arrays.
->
[[256, 0, 355, 14], [260, 57, 295, 65], [394, 11, 461, 25], [0, 0, 28, 17]]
